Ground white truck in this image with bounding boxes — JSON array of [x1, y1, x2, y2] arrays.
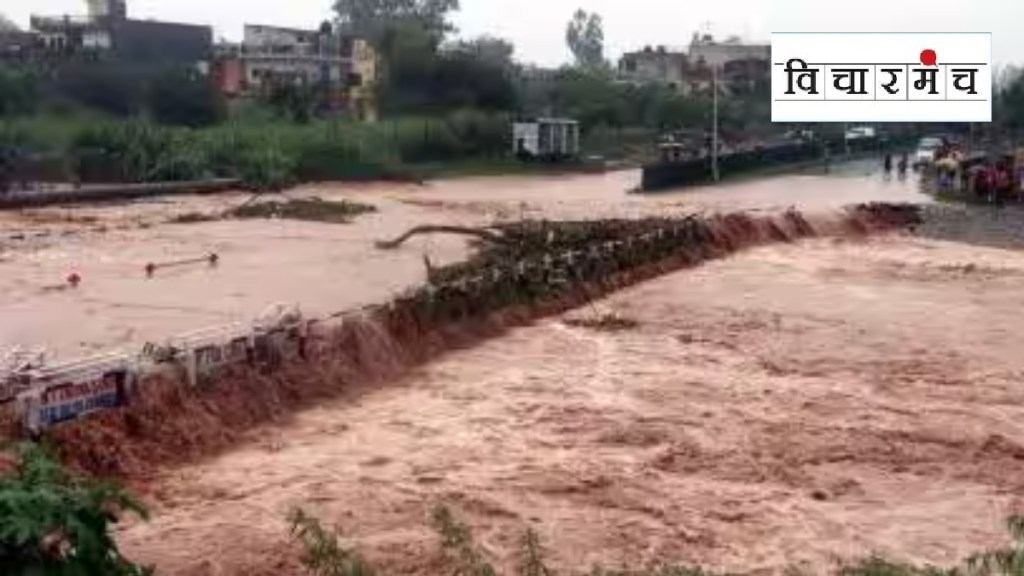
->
[[914, 136, 945, 168], [512, 118, 580, 160]]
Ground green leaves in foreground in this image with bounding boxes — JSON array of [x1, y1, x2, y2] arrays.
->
[[962, 516, 1024, 576], [292, 504, 1024, 576], [839, 517, 1024, 576], [432, 504, 497, 576], [0, 443, 151, 576], [288, 507, 376, 576]]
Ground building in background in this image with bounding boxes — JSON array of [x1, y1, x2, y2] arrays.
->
[[618, 46, 688, 92], [688, 33, 769, 95], [0, 17, 37, 63], [345, 37, 377, 121], [687, 33, 769, 69], [617, 33, 769, 96], [213, 22, 378, 121], [27, 0, 211, 67]]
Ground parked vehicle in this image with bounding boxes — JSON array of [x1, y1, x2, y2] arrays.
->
[[914, 136, 945, 167], [845, 126, 877, 141], [785, 129, 815, 142], [512, 118, 580, 161]]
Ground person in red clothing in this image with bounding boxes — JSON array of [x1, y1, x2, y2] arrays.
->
[[974, 165, 991, 202], [995, 163, 1011, 206]]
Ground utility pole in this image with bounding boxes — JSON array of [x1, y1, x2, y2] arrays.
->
[[712, 64, 720, 182]]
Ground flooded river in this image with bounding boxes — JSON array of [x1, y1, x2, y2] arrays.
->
[[12, 161, 1015, 575], [117, 234, 1024, 575], [0, 160, 926, 360]]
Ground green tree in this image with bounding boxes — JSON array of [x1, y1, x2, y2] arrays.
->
[[54, 62, 144, 117], [546, 67, 627, 127], [0, 14, 19, 33], [0, 66, 38, 117], [565, 9, 605, 71], [450, 36, 515, 70], [377, 27, 519, 114], [0, 443, 151, 576], [147, 67, 226, 127], [0, 123, 27, 193], [265, 82, 318, 124], [996, 66, 1024, 135], [333, 0, 459, 44]]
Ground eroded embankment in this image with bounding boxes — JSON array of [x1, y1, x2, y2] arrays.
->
[[38, 203, 922, 479]]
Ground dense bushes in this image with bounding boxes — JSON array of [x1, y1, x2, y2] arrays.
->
[[0, 67, 39, 117], [147, 68, 226, 128], [71, 121, 209, 183], [0, 124, 27, 192], [0, 444, 150, 575], [8, 112, 510, 190], [52, 62, 146, 118]]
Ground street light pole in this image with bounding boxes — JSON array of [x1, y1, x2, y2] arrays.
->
[[712, 64, 720, 182]]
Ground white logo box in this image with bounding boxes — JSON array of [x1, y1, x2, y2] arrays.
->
[[771, 32, 992, 123]]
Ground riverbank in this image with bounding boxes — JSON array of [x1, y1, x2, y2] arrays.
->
[[916, 203, 1024, 250], [640, 137, 915, 193], [102, 207, 1024, 576], [7, 163, 1024, 574]]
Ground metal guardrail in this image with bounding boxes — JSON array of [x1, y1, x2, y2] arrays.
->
[[640, 136, 917, 192], [1, 307, 308, 431], [0, 203, 921, 434]]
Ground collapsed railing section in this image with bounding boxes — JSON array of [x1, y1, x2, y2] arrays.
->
[[0, 203, 923, 436], [0, 311, 315, 435]]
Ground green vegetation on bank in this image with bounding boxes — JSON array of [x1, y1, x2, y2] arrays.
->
[[288, 503, 1024, 576], [4, 444, 1024, 575], [0, 0, 770, 193], [0, 444, 151, 576], [0, 113, 516, 192], [5, 0, 1023, 196]]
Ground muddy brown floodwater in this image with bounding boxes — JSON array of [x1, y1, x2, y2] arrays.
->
[[116, 235, 1024, 575], [16, 162, 1023, 574], [0, 162, 923, 359]]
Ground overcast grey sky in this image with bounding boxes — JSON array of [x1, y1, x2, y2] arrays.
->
[[5, 0, 1021, 66]]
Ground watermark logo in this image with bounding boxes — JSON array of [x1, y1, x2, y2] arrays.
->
[[771, 32, 992, 122]]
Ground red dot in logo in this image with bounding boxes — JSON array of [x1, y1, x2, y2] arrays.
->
[[920, 49, 937, 66]]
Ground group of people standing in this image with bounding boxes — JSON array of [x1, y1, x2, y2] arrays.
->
[[963, 160, 1019, 203], [882, 153, 910, 179], [883, 144, 1024, 205]]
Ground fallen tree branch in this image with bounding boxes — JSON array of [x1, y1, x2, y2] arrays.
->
[[374, 225, 508, 250]]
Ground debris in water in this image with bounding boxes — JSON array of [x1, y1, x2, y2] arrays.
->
[[564, 312, 640, 332], [229, 197, 376, 223]]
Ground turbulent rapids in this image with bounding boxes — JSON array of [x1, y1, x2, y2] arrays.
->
[[34, 203, 922, 478]]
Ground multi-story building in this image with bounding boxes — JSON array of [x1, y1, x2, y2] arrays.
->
[[618, 46, 689, 92], [687, 34, 769, 69], [689, 34, 769, 95], [212, 23, 378, 120], [27, 0, 211, 67], [617, 33, 769, 96], [0, 20, 37, 63]]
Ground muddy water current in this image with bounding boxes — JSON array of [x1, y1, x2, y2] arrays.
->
[[11, 161, 1016, 575]]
